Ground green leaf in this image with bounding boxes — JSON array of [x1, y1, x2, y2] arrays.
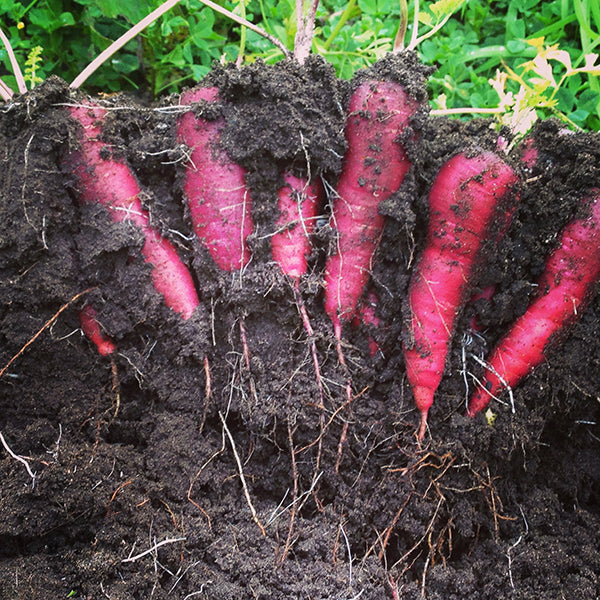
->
[[162, 44, 185, 67], [578, 88, 600, 112], [556, 86, 575, 112], [511, 19, 526, 39], [429, 0, 467, 21], [110, 53, 139, 73], [60, 12, 75, 26], [190, 10, 215, 42], [507, 39, 528, 53], [161, 15, 188, 36], [182, 42, 193, 63], [357, 0, 377, 16], [190, 63, 210, 80], [93, 0, 152, 22], [569, 108, 590, 125]]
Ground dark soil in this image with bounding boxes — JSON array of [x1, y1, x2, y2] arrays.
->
[[1, 54, 599, 600]]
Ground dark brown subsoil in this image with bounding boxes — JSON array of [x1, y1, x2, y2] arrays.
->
[[1, 55, 599, 599]]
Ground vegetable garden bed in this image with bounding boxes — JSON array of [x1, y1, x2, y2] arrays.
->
[[1, 53, 599, 599]]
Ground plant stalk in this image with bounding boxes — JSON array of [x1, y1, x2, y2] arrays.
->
[[236, 0, 247, 67], [294, 0, 320, 63], [323, 0, 356, 52], [0, 26, 27, 95], [393, 0, 408, 53]]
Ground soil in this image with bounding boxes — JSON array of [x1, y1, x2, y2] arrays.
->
[[1, 54, 599, 600]]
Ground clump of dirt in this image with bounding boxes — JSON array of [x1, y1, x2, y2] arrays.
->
[[1, 54, 599, 600]]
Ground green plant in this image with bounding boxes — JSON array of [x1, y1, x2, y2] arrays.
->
[[23, 44, 43, 88], [424, 0, 600, 131], [490, 37, 600, 134], [1, 0, 599, 132]]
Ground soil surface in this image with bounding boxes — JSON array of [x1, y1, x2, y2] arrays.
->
[[1, 54, 599, 599]]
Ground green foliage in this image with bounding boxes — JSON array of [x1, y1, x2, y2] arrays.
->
[[425, 0, 600, 130], [0, 0, 598, 130], [24, 44, 44, 88], [488, 37, 600, 133]]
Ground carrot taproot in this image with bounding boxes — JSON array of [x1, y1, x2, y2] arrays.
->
[[519, 136, 539, 170], [323, 80, 419, 343], [272, 172, 325, 402], [66, 103, 199, 320], [468, 190, 600, 416], [177, 87, 254, 273], [403, 150, 520, 440], [79, 304, 116, 356], [352, 291, 382, 357], [272, 172, 321, 279]]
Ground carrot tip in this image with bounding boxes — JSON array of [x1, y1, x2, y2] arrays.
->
[[417, 410, 429, 441]]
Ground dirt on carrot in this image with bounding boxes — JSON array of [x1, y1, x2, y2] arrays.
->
[[0, 61, 599, 600]]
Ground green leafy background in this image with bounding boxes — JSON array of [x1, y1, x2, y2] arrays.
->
[[1, 0, 599, 129]]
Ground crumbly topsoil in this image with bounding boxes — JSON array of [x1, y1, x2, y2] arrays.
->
[[0, 55, 599, 599]]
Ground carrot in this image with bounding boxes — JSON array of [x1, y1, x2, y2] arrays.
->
[[65, 103, 199, 320], [272, 172, 321, 279], [177, 86, 254, 273], [403, 150, 520, 440], [272, 172, 325, 401], [323, 79, 419, 383], [468, 190, 600, 416], [79, 304, 116, 356]]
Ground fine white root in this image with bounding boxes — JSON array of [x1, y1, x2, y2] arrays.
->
[[122, 536, 186, 563], [219, 411, 266, 536], [0, 430, 36, 487]]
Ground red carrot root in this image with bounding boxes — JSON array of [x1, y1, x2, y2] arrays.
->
[[324, 80, 418, 337], [468, 190, 600, 416], [403, 151, 520, 440], [79, 304, 116, 356], [272, 173, 321, 279], [66, 103, 199, 320], [177, 87, 254, 273], [79, 303, 120, 415], [178, 87, 258, 407], [273, 173, 325, 404], [519, 136, 539, 170], [324, 79, 419, 403]]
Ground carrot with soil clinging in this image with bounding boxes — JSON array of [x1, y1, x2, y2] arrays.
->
[[468, 190, 600, 417], [403, 151, 519, 440], [324, 80, 419, 371], [272, 172, 321, 279], [272, 172, 325, 401], [178, 87, 258, 403], [519, 136, 539, 170], [177, 87, 254, 273], [65, 103, 200, 320]]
